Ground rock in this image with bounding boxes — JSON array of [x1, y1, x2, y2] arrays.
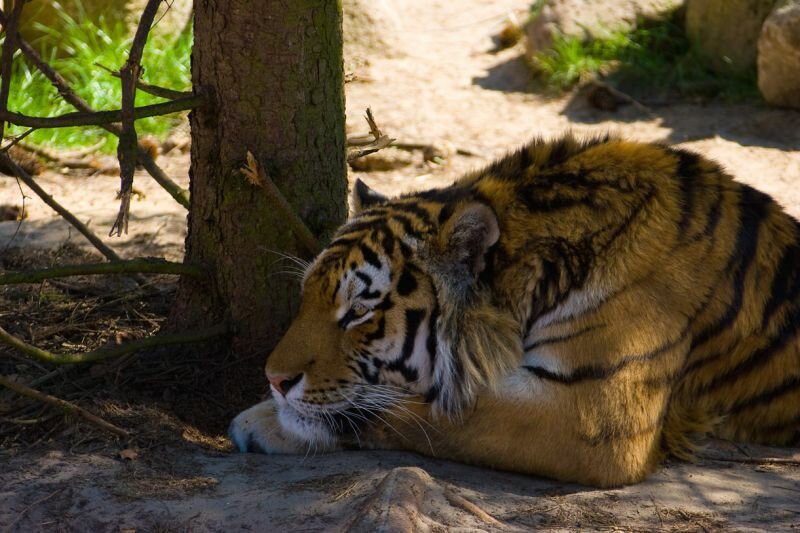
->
[[758, 2, 800, 108], [525, 0, 683, 58], [342, 0, 402, 70], [685, 0, 778, 76]]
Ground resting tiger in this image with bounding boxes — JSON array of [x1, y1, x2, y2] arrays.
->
[[229, 134, 800, 487]]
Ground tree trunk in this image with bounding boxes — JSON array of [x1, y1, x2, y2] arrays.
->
[[171, 1, 347, 401]]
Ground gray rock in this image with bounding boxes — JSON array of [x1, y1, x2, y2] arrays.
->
[[685, 0, 778, 76], [758, 2, 800, 108], [525, 0, 683, 59]]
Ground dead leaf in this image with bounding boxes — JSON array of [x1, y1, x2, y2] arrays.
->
[[119, 448, 139, 461]]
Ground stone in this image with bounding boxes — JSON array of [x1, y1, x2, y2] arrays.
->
[[685, 0, 778, 76], [758, 2, 800, 108], [525, 0, 683, 59]]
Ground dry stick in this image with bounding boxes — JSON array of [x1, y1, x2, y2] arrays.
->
[[0, 374, 130, 438], [346, 108, 396, 162], [0, 96, 202, 129], [0, 259, 201, 285], [0, 152, 123, 262], [0, 0, 25, 143], [112, 0, 164, 237], [0, 323, 228, 365], [241, 151, 322, 256], [95, 62, 191, 100], [0, 8, 191, 210], [0, 127, 36, 153]]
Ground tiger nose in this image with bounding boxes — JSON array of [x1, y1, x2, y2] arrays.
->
[[267, 373, 303, 397]]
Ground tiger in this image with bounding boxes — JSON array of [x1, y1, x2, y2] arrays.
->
[[229, 134, 800, 487]]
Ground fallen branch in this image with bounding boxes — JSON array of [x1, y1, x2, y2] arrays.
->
[[0, 8, 191, 211], [0, 323, 228, 365], [0, 95, 203, 129], [242, 151, 322, 256], [346, 108, 396, 162], [0, 152, 123, 262], [96, 62, 192, 100], [0, 374, 130, 438], [111, 0, 163, 237], [0, 259, 201, 285]]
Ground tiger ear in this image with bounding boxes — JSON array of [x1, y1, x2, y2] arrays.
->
[[434, 202, 499, 278], [350, 179, 388, 214]]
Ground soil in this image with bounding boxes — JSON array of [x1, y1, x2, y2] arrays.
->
[[1, 0, 800, 531]]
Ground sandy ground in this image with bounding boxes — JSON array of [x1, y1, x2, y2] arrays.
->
[[1, 0, 800, 531]]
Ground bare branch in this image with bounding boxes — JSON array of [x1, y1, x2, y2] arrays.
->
[[0, 259, 201, 285], [0, 152, 123, 262], [242, 151, 322, 256], [0, 374, 130, 438], [111, 0, 164, 237], [346, 107, 396, 162], [0, 0, 25, 142], [0, 95, 203, 129], [0, 8, 191, 211], [0, 127, 36, 153], [96, 62, 192, 100], [0, 323, 229, 366]]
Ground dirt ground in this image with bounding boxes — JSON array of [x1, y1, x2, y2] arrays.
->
[[1, 0, 800, 531]]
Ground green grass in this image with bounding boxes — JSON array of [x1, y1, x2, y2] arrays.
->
[[531, 13, 759, 101], [3, 3, 192, 152]]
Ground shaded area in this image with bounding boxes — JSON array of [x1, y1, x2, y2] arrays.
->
[[1, 443, 798, 531]]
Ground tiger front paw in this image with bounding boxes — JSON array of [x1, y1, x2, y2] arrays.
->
[[228, 399, 309, 454]]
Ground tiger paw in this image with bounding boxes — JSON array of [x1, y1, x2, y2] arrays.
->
[[228, 399, 308, 454]]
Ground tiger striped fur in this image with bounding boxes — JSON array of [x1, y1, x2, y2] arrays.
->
[[229, 134, 800, 487]]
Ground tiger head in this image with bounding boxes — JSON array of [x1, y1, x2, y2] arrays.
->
[[265, 179, 521, 446]]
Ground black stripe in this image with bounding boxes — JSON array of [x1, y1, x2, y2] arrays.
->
[[340, 218, 388, 236], [762, 240, 800, 328], [698, 302, 800, 395], [524, 323, 604, 352], [691, 185, 769, 349], [385, 308, 426, 382], [397, 267, 418, 296], [728, 375, 800, 415], [595, 188, 656, 253], [355, 271, 372, 286], [427, 302, 439, 368], [675, 150, 700, 237], [391, 203, 434, 226], [364, 316, 386, 342], [390, 214, 424, 239], [359, 243, 382, 269], [524, 326, 689, 385]]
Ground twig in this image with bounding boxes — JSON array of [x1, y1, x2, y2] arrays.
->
[[96, 62, 192, 100], [0, 0, 25, 142], [0, 152, 123, 262], [111, 0, 164, 237], [0, 8, 191, 211], [21, 139, 106, 161], [0, 374, 130, 437], [0, 259, 201, 285], [241, 151, 322, 256], [0, 127, 36, 153], [0, 323, 229, 365], [0, 96, 202, 129], [346, 108, 396, 162]]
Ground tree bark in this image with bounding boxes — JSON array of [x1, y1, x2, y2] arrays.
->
[[171, 1, 347, 399]]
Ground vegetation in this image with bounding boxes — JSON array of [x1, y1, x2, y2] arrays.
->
[[3, 5, 191, 151], [531, 13, 759, 101]]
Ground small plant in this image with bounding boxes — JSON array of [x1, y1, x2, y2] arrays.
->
[[530, 13, 759, 102], [3, 2, 192, 152]]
